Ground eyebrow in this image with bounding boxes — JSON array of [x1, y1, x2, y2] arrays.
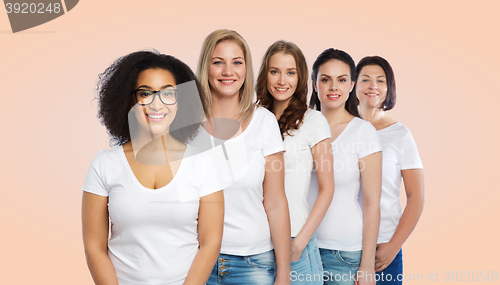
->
[[212, 56, 244, 61], [361, 74, 386, 78], [136, 84, 175, 89], [269, 67, 297, 70]]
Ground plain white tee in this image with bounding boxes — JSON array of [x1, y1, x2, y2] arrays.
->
[[309, 117, 381, 251], [82, 145, 223, 285], [190, 106, 285, 255], [283, 109, 331, 237], [377, 123, 423, 244]]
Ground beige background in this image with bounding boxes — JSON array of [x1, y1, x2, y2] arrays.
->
[[1, 0, 499, 284]]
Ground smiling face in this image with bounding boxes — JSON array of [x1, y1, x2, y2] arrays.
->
[[266, 52, 298, 105], [314, 59, 355, 110], [208, 40, 246, 99], [132, 68, 178, 137], [356, 64, 388, 109]]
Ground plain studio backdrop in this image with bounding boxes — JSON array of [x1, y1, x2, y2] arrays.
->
[[0, 1, 499, 284]]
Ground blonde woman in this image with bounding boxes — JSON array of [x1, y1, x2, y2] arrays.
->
[[196, 30, 291, 285], [256, 40, 334, 284]]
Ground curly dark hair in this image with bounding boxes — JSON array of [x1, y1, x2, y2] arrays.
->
[[96, 50, 205, 146], [309, 48, 359, 117], [256, 40, 308, 139], [352, 55, 396, 111]]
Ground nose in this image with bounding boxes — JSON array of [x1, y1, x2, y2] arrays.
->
[[222, 64, 234, 76], [278, 73, 286, 85], [369, 80, 378, 89], [149, 93, 164, 111], [329, 80, 337, 91]]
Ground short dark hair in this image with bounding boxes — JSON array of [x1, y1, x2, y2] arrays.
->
[[96, 50, 205, 146], [354, 56, 396, 111], [309, 48, 358, 117]]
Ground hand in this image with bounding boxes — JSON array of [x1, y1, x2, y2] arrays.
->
[[355, 266, 376, 285], [375, 242, 399, 272], [290, 238, 306, 262]]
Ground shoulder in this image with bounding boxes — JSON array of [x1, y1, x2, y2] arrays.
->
[[90, 146, 123, 168], [352, 117, 377, 133], [254, 105, 276, 121]]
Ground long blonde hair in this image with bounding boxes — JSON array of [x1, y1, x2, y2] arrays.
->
[[197, 29, 254, 120]]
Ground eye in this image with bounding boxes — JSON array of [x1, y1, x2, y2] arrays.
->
[[270, 70, 278, 75], [377, 79, 386, 83], [160, 89, 176, 98], [213, 61, 222, 65], [234, 61, 244, 65], [137, 90, 153, 97], [321, 78, 329, 83], [339, 78, 346, 83], [287, 71, 296, 76], [362, 79, 369, 82]]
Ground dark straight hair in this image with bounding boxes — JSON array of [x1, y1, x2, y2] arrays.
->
[[353, 56, 396, 111], [309, 48, 359, 117]]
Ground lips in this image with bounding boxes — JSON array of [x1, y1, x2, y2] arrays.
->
[[365, 93, 379, 97], [326, 94, 341, 100], [146, 113, 167, 122], [219, 79, 237, 85], [274, 87, 289, 93]]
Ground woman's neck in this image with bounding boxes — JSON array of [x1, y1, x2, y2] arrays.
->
[[131, 129, 177, 154], [320, 103, 351, 126], [212, 93, 241, 119], [358, 104, 386, 124], [272, 99, 290, 120]]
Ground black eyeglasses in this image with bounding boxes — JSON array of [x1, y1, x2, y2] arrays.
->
[[133, 88, 178, 105]]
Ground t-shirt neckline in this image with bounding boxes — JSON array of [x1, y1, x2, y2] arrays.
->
[[119, 144, 190, 192], [332, 117, 357, 144]]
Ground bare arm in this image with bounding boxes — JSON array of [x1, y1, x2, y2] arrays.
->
[[263, 152, 291, 285], [184, 190, 224, 285], [291, 139, 334, 261], [82, 192, 119, 285], [375, 169, 425, 272], [356, 152, 382, 285]]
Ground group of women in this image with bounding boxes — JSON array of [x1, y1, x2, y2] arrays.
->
[[82, 29, 425, 285]]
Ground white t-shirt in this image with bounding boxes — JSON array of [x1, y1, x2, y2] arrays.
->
[[308, 117, 381, 251], [283, 109, 331, 237], [377, 123, 423, 244], [190, 106, 285, 255], [82, 145, 223, 285]]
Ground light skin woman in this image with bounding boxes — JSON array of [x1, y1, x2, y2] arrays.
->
[[355, 56, 424, 283], [82, 51, 224, 285], [197, 30, 291, 285], [256, 40, 334, 284], [310, 48, 382, 285]]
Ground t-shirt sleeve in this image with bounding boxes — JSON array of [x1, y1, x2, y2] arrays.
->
[[198, 153, 224, 197], [307, 111, 332, 147], [262, 112, 285, 157], [399, 131, 423, 170], [357, 121, 382, 158], [82, 151, 109, 197]]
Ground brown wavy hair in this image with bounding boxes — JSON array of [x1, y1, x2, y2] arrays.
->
[[256, 40, 308, 139]]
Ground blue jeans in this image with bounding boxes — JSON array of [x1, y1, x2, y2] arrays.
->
[[207, 250, 276, 284], [319, 248, 362, 285], [290, 235, 323, 284], [376, 249, 403, 285]]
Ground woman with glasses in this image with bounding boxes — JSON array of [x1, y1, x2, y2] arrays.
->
[[353, 56, 424, 285], [196, 29, 291, 285], [308, 48, 382, 285], [82, 50, 224, 285], [256, 40, 334, 285]]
